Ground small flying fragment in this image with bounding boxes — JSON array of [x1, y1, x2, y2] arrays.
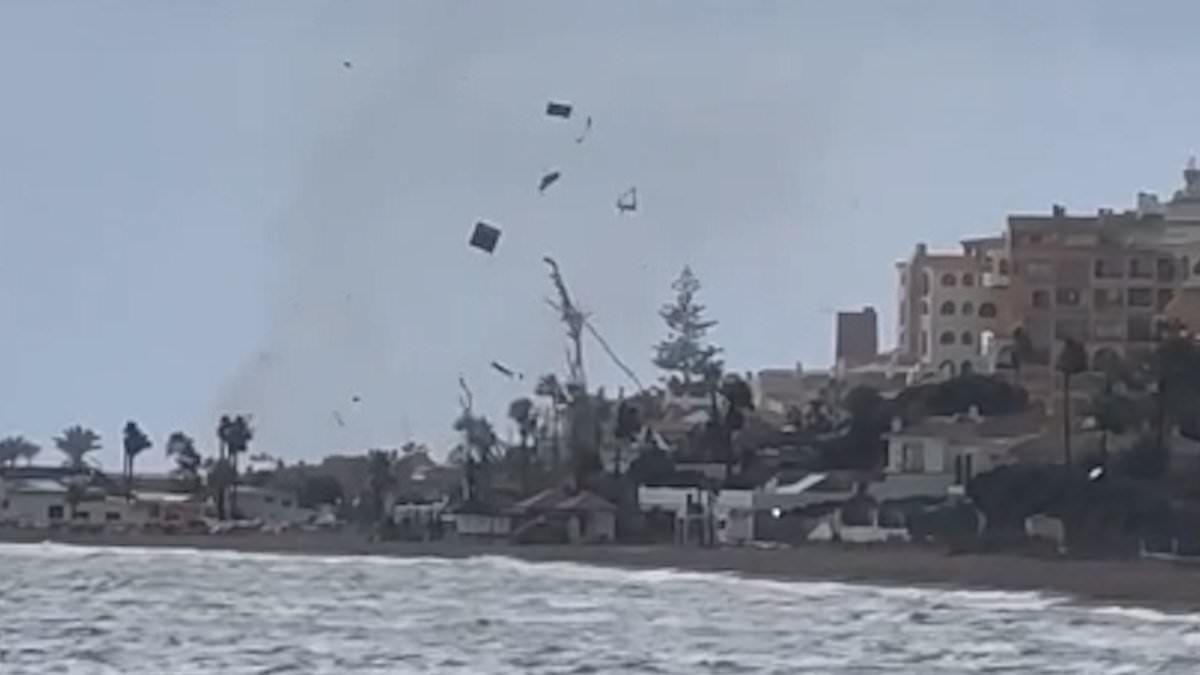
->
[[1088, 465, 1105, 481], [332, 411, 346, 428], [490, 361, 524, 380], [538, 171, 561, 194], [616, 187, 638, 214], [545, 101, 572, 119], [575, 116, 593, 144], [351, 395, 361, 403], [469, 221, 501, 254], [343, 61, 353, 69]]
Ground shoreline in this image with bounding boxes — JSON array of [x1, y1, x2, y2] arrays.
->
[[3, 529, 1200, 614]]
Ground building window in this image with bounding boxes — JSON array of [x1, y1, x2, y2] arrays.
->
[[920, 300, 929, 315], [940, 301, 956, 316], [983, 257, 995, 273], [961, 301, 975, 316], [1157, 289, 1175, 312], [1157, 257, 1176, 282], [941, 273, 957, 287], [962, 273, 975, 287], [1128, 288, 1153, 308], [1029, 233, 1044, 245], [1193, 258, 1200, 276], [1055, 287, 1082, 307], [1092, 347, 1122, 371], [1130, 258, 1153, 279], [1, 498, 8, 510], [1094, 320, 1124, 341], [997, 259, 1010, 275], [940, 331, 956, 345], [1093, 288, 1123, 311], [961, 360, 975, 375], [961, 331, 973, 346], [48, 505, 64, 520], [1094, 258, 1124, 279], [1128, 316, 1154, 342], [1055, 318, 1088, 342], [73, 511, 89, 521], [901, 443, 925, 472], [263, 496, 276, 504], [1025, 260, 1053, 283], [1031, 290, 1050, 309], [920, 330, 929, 355], [282, 499, 293, 508], [105, 512, 121, 522], [921, 272, 931, 296], [978, 302, 998, 318]]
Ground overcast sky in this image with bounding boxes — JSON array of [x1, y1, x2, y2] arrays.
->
[[3, 1, 1200, 468]]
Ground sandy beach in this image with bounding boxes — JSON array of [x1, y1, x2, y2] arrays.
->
[[3, 528, 1199, 613]]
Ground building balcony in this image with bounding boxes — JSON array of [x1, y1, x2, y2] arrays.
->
[[981, 272, 1010, 288]]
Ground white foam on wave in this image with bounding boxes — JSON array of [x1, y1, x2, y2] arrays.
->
[[1090, 605, 1200, 624]]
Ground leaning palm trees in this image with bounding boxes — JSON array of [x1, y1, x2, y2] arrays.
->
[[217, 415, 254, 518], [508, 398, 539, 492], [0, 436, 39, 468], [122, 421, 152, 500], [165, 432, 203, 495], [54, 426, 101, 472]]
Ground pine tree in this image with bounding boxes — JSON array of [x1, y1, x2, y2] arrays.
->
[[653, 266, 723, 394]]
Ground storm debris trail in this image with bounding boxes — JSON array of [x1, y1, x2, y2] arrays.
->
[[575, 116, 592, 144]]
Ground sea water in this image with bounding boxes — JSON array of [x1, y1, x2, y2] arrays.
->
[[1, 543, 1198, 674]]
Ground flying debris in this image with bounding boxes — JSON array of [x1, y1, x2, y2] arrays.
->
[[575, 116, 593, 144], [332, 411, 346, 428], [538, 171, 561, 194], [1088, 466, 1105, 481], [351, 395, 361, 404], [490, 361, 524, 380], [342, 61, 353, 69], [469, 221, 501, 254], [545, 101, 573, 118], [616, 187, 638, 214]]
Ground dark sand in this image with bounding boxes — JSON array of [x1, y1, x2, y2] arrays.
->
[[3, 528, 1199, 613]]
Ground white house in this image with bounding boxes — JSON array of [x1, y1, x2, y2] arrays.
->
[[881, 411, 1041, 499], [229, 486, 312, 524]]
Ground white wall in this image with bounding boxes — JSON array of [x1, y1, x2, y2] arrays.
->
[[232, 488, 313, 523], [1, 492, 67, 527], [453, 513, 511, 536]]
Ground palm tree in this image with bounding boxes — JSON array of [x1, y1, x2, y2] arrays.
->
[[508, 398, 538, 492], [217, 415, 254, 517], [535, 374, 566, 468], [54, 426, 102, 472], [165, 431, 202, 495], [204, 457, 237, 520], [366, 449, 398, 525], [454, 411, 498, 504], [0, 436, 38, 468], [65, 479, 88, 521], [1056, 338, 1088, 467], [122, 421, 152, 500]]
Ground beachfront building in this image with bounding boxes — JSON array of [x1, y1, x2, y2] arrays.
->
[[229, 485, 312, 524], [880, 410, 1042, 499], [895, 242, 1009, 381]]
